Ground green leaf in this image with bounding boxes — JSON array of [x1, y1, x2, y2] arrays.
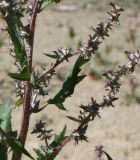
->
[[8, 138, 34, 160], [0, 101, 12, 160], [34, 148, 46, 160], [50, 125, 66, 148], [0, 141, 8, 160], [77, 75, 87, 83], [40, 0, 62, 11], [0, 127, 34, 160], [0, 101, 12, 133], [44, 53, 59, 59], [35, 125, 67, 160], [103, 151, 113, 160], [66, 116, 81, 123], [53, 0, 62, 2], [8, 66, 30, 81], [55, 103, 66, 111], [47, 55, 89, 109], [3, 12, 27, 67], [15, 98, 23, 107], [47, 125, 67, 160]]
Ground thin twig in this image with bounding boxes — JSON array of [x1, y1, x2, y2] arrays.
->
[[37, 52, 79, 82], [37, 60, 62, 82]]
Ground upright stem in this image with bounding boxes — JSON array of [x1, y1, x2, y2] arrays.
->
[[29, 0, 39, 71], [11, 1, 39, 160], [18, 84, 31, 146], [11, 84, 32, 160]]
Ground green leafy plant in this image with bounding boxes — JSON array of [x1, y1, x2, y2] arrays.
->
[[0, 1, 140, 160]]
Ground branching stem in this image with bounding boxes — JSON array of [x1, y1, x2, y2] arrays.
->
[[11, 1, 39, 159]]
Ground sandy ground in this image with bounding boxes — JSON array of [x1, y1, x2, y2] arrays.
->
[[0, 0, 140, 160]]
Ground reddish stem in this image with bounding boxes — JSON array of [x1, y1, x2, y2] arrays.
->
[[53, 134, 73, 152], [52, 113, 92, 153], [18, 84, 32, 145], [29, 0, 39, 71], [37, 60, 62, 81], [11, 1, 39, 159], [37, 52, 79, 82], [11, 84, 32, 160]]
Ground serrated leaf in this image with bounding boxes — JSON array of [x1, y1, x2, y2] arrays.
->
[[1, 11, 27, 67], [44, 53, 59, 59], [76, 75, 86, 83], [0, 101, 12, 133], [8, 66, 30, 81], [47, 56, 89, 109], [8, 138, 34, 160], [103, 151, 113, 160], [66, 116, 81, 123]]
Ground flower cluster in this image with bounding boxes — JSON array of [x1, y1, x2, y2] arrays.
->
[[104, 51, 140, 96], [95, 145, 104, 160], [57, 50, 140, 149], [82, 2, 124, 57]]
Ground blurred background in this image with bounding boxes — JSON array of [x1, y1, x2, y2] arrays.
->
[[0, 0, 140, 160]]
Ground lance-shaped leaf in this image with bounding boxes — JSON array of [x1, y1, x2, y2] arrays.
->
[[8, 66, 30, 81], [54, 103, 66, 111], [35, 125, 67, 160], [8, 138, 34, 160], [48, 125, 67, 160], [0, 101, 12, 133], [66, 116, 81, 123], [1, 9, 27, 67], [34, 149, 45, 160], [47, 55, 89, 109], [103, 151, 113, 160], [0, 127, 34, 160], [44, 53, 59, 59], [50, 125, 66, 148], [0, 101, 12, 160], [15, 98, 23, 107]]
